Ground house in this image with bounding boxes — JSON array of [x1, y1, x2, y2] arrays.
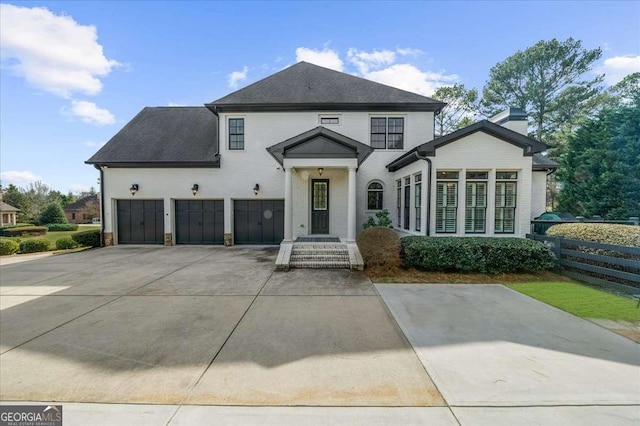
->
[[86, 62, 557, 267], [0, 195, 19, 227], [64, 195, 100, 224]]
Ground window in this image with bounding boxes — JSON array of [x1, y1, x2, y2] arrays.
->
[[495, 171, 517, 234], [229, 118, 244, 150], [396, 180, 402, 226], [320, 117, 340, 125], [465, 171, 488, 234], [367, 182, 383, 210], [404, 177, 411, 230], [415, 174, 422, 231], [436, 171, 459, 233], [370, 117, 404, 149]]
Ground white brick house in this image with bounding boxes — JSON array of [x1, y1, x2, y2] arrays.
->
[[87, 62, 556, 255]]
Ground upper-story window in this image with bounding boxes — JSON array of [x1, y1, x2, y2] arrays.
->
[[371, 117, 404, 149], [229, 118, 244, 150], [320, 116, 340, 125]]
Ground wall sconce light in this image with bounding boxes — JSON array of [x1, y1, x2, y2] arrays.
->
[[130, 184, 139, 196], [191, 184, 199, 196], [318, 167, 324, 176], [253, 183, 260, 195]]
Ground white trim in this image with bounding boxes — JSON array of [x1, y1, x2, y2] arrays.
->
[[283, 158, 358, 169]]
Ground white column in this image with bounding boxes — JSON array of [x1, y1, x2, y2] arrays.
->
[[284, 167, 293, 242], [347, 166, 356, 242]]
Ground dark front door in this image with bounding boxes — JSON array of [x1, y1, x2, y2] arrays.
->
[[311, 179, 329, 234], [234, 200, 284, 244], [175, 200, 224, 245], [117, 200, 164, 244]]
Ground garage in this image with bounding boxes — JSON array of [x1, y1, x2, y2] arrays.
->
[[175, 200, 224, 245], [234, 200, 284, 244], [117, 200, 164, 244]]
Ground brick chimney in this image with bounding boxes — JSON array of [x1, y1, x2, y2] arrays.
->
[[489, 107, 528, 135]]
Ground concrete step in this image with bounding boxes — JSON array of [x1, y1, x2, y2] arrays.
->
[[291, 248, 349, 256], [289, 259, 351, 269], [290, 254, 350, 262]]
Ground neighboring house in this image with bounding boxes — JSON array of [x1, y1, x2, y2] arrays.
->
[[64, 195, 99, 224], [86, 62, 557, 251], [0, 199, 19, 227]]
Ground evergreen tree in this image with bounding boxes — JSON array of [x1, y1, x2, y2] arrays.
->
[[39, 203, 68, 225]]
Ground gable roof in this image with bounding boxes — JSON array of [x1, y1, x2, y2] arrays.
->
[[532, 153, 560, 171], [267, 126, 373, 167], [387, 120, 553, 172], [86, 107, 220, 167], [207, 62, 446, 113], [0, 201, 19, 212], [64, 195, 98, 211]]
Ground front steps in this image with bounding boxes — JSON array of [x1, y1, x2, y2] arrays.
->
[[275, 240, 364, 271]]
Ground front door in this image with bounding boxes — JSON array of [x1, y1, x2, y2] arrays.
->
[[311, 179, 329, 234]]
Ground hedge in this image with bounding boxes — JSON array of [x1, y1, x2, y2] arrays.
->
[[71, 229, 101, 247], [356, 226, 400, 269], [0, 239, 19, 255], [19, 238, 50, 254], [546, 223, 640, 247], [55, 237, 79, 250], [401, 237, 556, 274], [46, 223, 79, 232], [1, 226, 47, 237]]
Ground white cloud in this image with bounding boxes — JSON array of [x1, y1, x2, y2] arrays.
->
[[347, 48, 396, 74], [68, 183, 91, 193], [295, 47, 344, 71], [396, 47, 425, 57], [69, 100, 115, 126], [598, 55, 640, 85], [364, 63, 459, 96], [0, 171, 43, 187], [84, 140, 106, 148], [228, 66, 248, 88], [167, 102, 186, 107], [0, 4, 120, 98]]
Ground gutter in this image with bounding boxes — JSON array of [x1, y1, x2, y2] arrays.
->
[[94, 165, 106, 247], [414, 151, 432, 236]]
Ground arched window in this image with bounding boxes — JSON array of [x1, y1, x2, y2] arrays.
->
[[367, 182, 384, 210]]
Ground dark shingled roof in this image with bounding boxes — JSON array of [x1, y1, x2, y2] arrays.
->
[[64, 194, 98, 211], [532, 153, 559, 170], [86, 107, 220, 167], [387, 120, 553, 172], [207, 62, 446, 113]]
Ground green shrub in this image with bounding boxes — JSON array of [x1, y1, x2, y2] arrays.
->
[[71, 229, 101, 247], [357, 226, 401, 269], [1, 226, 47, 237], [19, 238, 50, 253], [362, 209, 393, 229], [0, 239, 20, 255], [0, 223, 33, 232], [401, 237, 556, 274], [55, 237, 79, 250], [39, 203, 67, 225], [46, 223, 79, 232], [546, 223, 640, 247]]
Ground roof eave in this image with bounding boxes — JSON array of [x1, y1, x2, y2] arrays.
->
[[206, 102, 445, 113]]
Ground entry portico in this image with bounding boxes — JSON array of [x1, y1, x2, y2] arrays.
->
[[267, 126, 373, 243]]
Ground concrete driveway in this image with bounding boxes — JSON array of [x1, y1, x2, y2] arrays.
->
[[0, 246, 441, 407]]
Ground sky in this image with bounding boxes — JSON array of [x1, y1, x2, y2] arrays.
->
[[1, 0, 639, 194]]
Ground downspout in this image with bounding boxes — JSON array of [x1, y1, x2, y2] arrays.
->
[[414, 151, 432, 236], [94, 165, 105, 247]]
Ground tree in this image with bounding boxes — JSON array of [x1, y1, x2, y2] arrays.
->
[[433, 84, 479, 136], [482, 38, 603, 144], [556, 77, 640, 219], [39, 203, 68, 225], [1, 184, 30, 217]]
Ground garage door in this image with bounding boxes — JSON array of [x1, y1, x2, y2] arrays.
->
[[175, 200, 224, 245], [234, 200, 284, 245], [117, 200, 164, 244]]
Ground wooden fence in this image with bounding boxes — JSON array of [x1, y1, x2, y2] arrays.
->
[[527, 234, 640, 295]]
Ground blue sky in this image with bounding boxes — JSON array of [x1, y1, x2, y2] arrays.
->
[[1, 1, 639, 194]]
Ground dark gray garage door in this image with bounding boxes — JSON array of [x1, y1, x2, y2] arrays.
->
[[117, 200, 164, 244], [175, 200, 224, 245], [234, 200, 284, 245]]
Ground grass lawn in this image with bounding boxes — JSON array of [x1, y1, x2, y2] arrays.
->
[[3, 225, 100, 250], [507, 282, 640, 321]]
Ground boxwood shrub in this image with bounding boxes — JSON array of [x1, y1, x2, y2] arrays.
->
[[71, 229, 101, 247], [401, 237, 556, 274], [19, 238, 51, 253], [46, 223, 79, 232], [55, 237, 79, 250], [546, 223, 640, 247], [0, 239, 20, 255], [1, 226, 47, 237]]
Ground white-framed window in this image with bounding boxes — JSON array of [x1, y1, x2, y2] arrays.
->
[[465, 171, 488, 234], [319, 115, 340, 125], [228, 118, 244, 150], [371, 117, 404, 149], [495, 171, 518, 234], [436, 171, 459, 233], [367, 181, 384, 210], [414, 173, 422, 231]]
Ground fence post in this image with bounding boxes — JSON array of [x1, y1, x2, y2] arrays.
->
[[630, 217, 639, 226], [552, 236, 562, 273]]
